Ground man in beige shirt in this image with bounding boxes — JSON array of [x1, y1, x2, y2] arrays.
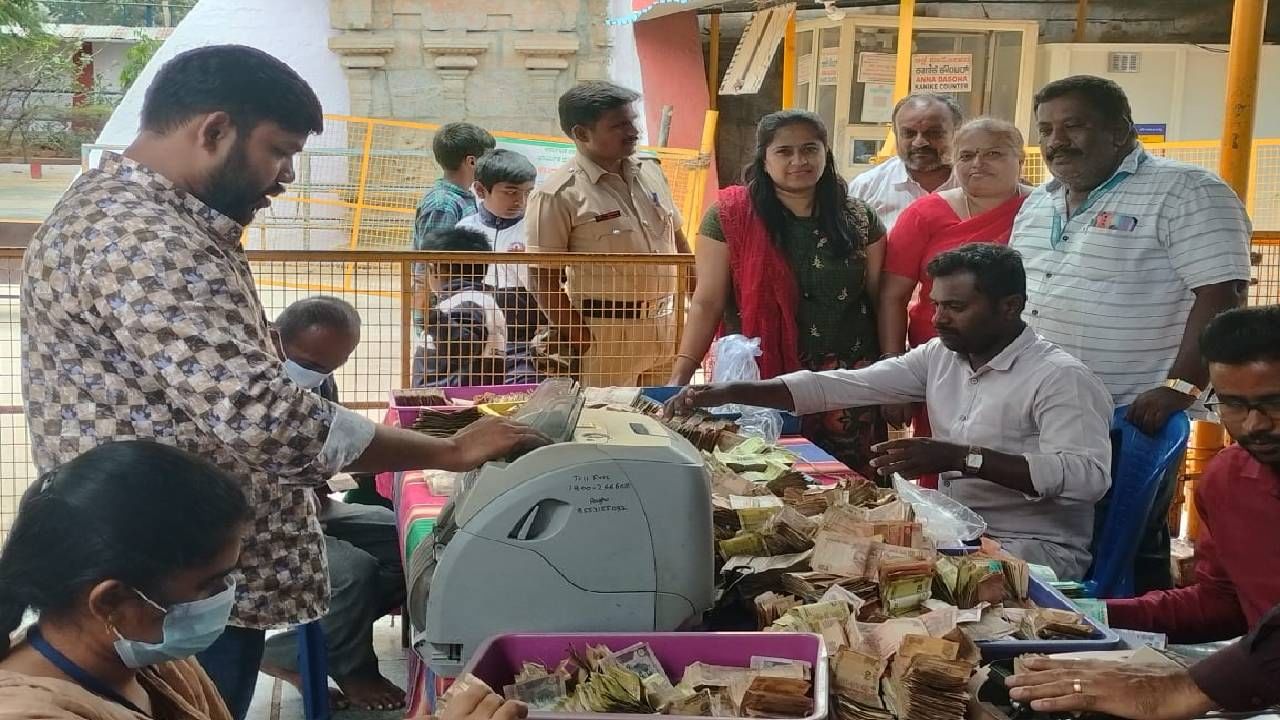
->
[[526, 81, 691, 387]]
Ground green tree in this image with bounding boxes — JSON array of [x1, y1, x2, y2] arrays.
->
[[42, 0, 195, 27], [0, 0, 45, 31], [0, 32, 105, 159], [119, 33, 162, 90]]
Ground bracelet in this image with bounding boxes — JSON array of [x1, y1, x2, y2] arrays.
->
[[676, 353, 703, 365]]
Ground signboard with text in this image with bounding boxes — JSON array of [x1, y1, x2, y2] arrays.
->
[[910, 54, 972, 93], [856, 52, 896, 85]]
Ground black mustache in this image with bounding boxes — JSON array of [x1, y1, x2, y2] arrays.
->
[[1046, 149, 1082, 162]]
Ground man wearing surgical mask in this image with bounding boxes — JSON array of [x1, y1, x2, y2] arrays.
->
[[265, 296, 408, 712]]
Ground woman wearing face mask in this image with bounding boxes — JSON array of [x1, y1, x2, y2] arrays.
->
[[669, 110, 886, 479], [876, 118, 1030, 486], [0, 441, 527, 720]]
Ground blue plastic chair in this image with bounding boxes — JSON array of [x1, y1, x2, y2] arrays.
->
[[298, 621, 331, 720], [1082, 406, 1190, 599]]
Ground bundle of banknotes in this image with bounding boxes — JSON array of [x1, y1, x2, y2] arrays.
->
[[709, 476, 1098, 720], [409, 406, 482, 437], [630, 395, 739, 452]]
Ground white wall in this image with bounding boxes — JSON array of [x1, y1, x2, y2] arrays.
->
[[89, 0, 351, 250], [607, 0, 649, 144], [1037, 43, 1280, 142], [95, 0, 349, 148], [89, 43, 131, 93]]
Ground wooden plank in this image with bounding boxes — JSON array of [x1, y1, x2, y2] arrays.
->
[[720, 3, 795, 96]]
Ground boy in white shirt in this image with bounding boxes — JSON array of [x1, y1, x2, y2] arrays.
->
[[456, 149, 548, 383], [413, 227, 509, 387], [456, 149, 543, 343]]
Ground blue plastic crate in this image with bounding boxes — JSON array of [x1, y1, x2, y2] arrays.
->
[[975, 575, 1121, 661]]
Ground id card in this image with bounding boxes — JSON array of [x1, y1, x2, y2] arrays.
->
[[1092, 211, 1139, 232]]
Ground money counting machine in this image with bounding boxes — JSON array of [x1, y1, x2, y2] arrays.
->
[[419, 380, 715, 677]]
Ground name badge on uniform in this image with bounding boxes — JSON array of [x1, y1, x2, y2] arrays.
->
[[1092, 211, 1138, 232], [593, 210, 622, 222]]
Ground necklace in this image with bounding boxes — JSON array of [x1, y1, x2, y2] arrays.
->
[[962, 192, 976, 219]]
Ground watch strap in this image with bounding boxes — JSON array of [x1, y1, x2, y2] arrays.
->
[[1164, 379, 1202, 398]]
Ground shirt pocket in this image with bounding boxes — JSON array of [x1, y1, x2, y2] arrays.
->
[[574, 215, 644, 253]]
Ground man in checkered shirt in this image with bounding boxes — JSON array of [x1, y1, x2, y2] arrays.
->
[[20, 45, 545, 720]]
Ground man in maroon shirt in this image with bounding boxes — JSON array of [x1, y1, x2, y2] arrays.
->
[[1105, 304, 1280, 642], [1003, 306, 1280, 719]]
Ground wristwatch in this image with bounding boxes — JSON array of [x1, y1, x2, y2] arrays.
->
[[963, 446, 984, 475], [1163, 379, 1202, 399]]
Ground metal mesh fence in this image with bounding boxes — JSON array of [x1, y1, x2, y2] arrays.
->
[[0, 255, 22, 541], [2, 237, 1277, 539], [86, 113, 716, 253], [1021, 140, 1280, 231]]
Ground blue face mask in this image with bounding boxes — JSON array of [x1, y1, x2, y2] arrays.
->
[[112, 577, 236, 669], [284, 358, 331, 390]]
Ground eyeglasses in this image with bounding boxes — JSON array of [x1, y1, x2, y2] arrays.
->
[[1204, 396, 1280, 421]]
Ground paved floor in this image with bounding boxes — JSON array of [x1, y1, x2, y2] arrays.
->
[[247, 617, 411, 720], [0, 163, 78, 222]]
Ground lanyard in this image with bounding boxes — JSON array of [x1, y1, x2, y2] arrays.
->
[[27, 626, 150, 717], [1049, 151, 1146, 248]]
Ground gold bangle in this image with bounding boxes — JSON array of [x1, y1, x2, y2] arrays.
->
[[676, 353, 702, 364]]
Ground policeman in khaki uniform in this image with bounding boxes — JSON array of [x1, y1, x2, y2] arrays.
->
[[526, 81, 691, 387]]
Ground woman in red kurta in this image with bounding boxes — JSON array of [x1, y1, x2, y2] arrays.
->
[[877, 118, 1031, 488]]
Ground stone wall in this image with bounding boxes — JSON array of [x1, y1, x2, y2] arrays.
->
[[327, 0, 611, 136]]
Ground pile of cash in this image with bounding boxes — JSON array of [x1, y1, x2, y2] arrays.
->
[[483, 642, 814, 718], [631, 396, 739, 452], [393, 388, 449, 407], [884, 642, 975, 720], [1017, 607, 1096, 640], [713, 438, 800, 484], [710, 477, 1100, 720], [410, 406, 482, 437], [472, 390, 534, 405]]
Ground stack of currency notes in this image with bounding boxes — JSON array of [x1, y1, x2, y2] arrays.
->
[[878, 559, 935, 617], [1018, 607, 1096, 640], [487, 644, 818, 718], [410, 406, 482, 437], [631, 395, 738, 452], [393, 388, 448, 407], [739, 676, 813, 718]]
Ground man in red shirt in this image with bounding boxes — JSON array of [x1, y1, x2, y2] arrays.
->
[[1106, 305, 1280, 642]]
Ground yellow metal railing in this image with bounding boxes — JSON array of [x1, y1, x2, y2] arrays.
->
[[86, 112, 718, 256], [1018, 139, 1280, 230], [83, 128, 1278, 259]]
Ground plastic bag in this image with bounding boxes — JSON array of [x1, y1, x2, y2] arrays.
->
[[893, 473, 987, 546], [710, 335, 782, 443]]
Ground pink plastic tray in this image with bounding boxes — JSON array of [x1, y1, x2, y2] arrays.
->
[[462, 632, 829, 720], [389, 384, 538, 428]]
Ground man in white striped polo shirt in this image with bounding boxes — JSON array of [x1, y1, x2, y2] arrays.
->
[[1011, 75, 1251, 592]]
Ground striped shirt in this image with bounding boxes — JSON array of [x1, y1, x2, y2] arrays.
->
[[1010, 147, 1252, 406]]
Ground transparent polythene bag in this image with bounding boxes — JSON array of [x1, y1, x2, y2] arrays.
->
[[710, 334, 782, 443], [893, 473, 987, 545]]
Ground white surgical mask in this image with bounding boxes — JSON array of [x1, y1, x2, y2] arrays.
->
[[284, 356, 331, 390], [112, 577, 236, 668]]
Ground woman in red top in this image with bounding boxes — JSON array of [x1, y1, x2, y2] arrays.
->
[[877, 118, 1030, 486]]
